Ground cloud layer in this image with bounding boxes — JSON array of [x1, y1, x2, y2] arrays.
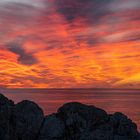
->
[[0, 0, 140, 88]]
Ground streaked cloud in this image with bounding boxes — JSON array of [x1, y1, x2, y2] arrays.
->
[[0, 0, 45, 8], [0, 0, 140, 88], [109, 0, 140, 11]]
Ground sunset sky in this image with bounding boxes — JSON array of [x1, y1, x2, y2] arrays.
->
[[0, 0, 140, 88]]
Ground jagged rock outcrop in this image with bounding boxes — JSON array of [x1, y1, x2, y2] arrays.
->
[[0, 94, 15, 140], [0, 93, 139, 140], [37, 114, 65, 140], [13, 100, 44, 140]]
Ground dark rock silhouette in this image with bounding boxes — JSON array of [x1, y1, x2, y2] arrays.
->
[[0, 93, 139, 140], [13, 100, 44, 140]]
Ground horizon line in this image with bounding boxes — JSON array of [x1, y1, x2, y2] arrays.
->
[[0, 88, 140, 90]]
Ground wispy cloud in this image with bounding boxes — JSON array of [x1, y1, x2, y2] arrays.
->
[[0, 0, 45, 8], [0, 0, 140, 88]]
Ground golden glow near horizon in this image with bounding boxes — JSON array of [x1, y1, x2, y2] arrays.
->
[[0, 0, 140, 88]]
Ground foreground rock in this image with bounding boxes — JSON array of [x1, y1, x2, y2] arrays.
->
[[13, 100, 44, 140], [0, 93, 139, 140]]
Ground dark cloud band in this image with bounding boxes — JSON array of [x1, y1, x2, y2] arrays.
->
[[54, 0, 114, 23], [7, 42, 37, 65]]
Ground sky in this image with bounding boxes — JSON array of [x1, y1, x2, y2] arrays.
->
[[0, 0, 140, 88]]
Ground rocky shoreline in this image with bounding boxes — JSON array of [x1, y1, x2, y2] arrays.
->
[[0, 93, 139, 140]]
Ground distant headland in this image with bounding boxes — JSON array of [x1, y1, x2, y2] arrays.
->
[[0, 93, 139, 140]]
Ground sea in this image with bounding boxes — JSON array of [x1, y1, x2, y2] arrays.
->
[[0, 88, 140, 129]]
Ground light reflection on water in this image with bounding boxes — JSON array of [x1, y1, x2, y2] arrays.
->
[[0, 89, 140, 129]]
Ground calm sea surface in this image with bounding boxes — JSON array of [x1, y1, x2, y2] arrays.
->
[[0, 89, 140, 129]]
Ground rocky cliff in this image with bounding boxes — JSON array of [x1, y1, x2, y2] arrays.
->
[[0, 93, 139, 140]]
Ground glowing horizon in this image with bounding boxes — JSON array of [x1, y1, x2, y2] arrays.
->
[[0, 0, 140, 88]]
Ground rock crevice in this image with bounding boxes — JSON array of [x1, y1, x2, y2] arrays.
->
[[0, 93, 139, 140]]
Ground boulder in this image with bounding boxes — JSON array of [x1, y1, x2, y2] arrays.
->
[[56, 102, 140, 140], [13, 100, 44, 140], [38, 114, 65, 140], [0, 93, 15, 140]]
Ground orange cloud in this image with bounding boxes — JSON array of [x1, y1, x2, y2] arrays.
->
[[0, 0, 140, 88]]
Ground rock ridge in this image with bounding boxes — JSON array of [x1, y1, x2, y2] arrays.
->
[[0, 93, 139, 140]]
